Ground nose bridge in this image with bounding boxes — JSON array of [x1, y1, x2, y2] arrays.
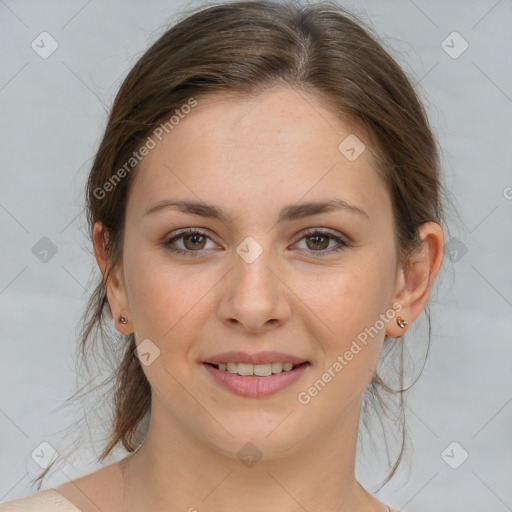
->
[[238, 245, 274, 288], [218, 234, 289, 331], [234, 234, 279, 302]]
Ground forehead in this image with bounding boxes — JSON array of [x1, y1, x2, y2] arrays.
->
[[127, 85, 390, 225]]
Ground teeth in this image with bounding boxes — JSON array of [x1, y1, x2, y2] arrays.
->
[[214, 362, 300, 376], [237, 363, 254, 376], [271, 362, 283, 373], [254, 364, 272, 377]]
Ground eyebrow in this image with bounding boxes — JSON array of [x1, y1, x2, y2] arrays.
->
[[143, 197, 369, 223]]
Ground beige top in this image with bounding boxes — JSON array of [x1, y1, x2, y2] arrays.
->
[[0, 489, 405, 511], [0, 490, 80, 511]]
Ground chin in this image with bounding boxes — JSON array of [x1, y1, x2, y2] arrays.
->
[[199, 412, 311, 462]]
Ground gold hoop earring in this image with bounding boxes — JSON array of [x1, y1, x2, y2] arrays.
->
[[396, 316, 408, 328]]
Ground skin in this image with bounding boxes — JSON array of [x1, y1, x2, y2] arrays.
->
[[56, 84, 444, 512]]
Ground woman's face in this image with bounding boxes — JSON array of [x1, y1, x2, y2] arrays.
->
[[111, 85, 406, 458]]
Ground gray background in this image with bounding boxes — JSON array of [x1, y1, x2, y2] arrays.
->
[[1, 1, 511, 511]]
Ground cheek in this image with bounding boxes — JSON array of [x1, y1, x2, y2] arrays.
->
[[124, 243, 216, 346], [295, 270, 388, 417], [304, 249, 395, 391], [314, 262, 390, 346]]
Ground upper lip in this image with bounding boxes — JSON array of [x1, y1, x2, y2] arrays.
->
[[203, 351, 309, 365]]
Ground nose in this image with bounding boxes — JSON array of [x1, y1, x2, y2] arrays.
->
[[217, 244, 291, 334]]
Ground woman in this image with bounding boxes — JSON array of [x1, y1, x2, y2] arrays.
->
[[0, 1, 447, 511]]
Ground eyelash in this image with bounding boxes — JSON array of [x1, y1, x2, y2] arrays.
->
[[163, 228, 349, 258]]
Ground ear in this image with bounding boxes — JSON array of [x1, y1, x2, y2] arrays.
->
[[92, 221, 133, 334], [386, 221, 444, 338]]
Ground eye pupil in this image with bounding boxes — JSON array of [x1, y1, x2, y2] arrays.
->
[[167, 230, 344, 257], [184, 234, 206, 250], [307, 234, 329, 250]]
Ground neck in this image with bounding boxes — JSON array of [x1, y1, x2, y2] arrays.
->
[[119, 395, 385, 512]]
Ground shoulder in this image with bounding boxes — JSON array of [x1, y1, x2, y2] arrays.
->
[[0, 489, 80, 512]]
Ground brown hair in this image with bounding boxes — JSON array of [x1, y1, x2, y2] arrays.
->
[[34, 0, 453, 492]]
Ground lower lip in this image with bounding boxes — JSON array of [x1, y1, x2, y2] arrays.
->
[[202, 363, 309, 398]]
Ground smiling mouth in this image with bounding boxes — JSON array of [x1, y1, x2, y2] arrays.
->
[[204, 361, 309, 377]]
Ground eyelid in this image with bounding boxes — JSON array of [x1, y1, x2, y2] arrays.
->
[[163, 227, 349, 257], [291, 228, 349, 256], [293, 227, 347, 243], [164, 227, 220, 249]]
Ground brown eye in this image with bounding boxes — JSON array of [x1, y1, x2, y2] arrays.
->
[[164, 229, 217, 256], [182, 233, 207, 250], [305, 234, 330, 251], [294, 229, 349, 257]]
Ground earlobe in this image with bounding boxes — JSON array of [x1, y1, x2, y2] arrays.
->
[[386, 222, 444, 338], [92, 222, 133, 334]]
